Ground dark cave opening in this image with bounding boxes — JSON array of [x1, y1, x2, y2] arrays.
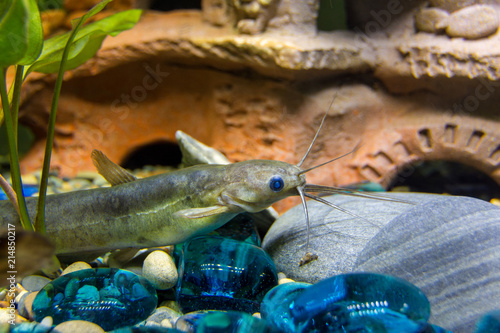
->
[[388, 160, 500, 202], [121, 141, 182, 170]]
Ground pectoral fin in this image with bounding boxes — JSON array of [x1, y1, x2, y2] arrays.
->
[[174, 205, 232, 219], [91, 150, 137, 186]]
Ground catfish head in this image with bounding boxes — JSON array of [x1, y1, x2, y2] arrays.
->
[[220, 160, 306, 213]]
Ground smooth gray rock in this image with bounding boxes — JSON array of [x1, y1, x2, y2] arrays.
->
[[262, 192, 435, 283], [355, 195, 500, 333], [21, 275, 51, 292]]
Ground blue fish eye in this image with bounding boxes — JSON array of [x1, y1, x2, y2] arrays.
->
[[269, 176, 285, 192]]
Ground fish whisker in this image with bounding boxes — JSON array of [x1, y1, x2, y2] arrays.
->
[[303, 192, 381, 229], [303, 184, 415, 205], [303, 192, 365, 221], [297, 186, 310, 250]]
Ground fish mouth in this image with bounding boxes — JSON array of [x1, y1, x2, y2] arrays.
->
[[220, 193, 265, 213]]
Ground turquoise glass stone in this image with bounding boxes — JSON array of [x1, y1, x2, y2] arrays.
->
[[194, 311, 277, 332], [112, 327, 183, 333], [176, 236, 278, 313], [10, 322, 53, 333], [172, 214, 261, 266], [260, 282, 312, 332], [32, 268, 157, 331], [175, 310, 277, 333], [289, 273, 430, 333], [474, 310, 500, 333]]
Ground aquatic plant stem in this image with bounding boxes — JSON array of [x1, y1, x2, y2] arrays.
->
[[10, 66, 24, 138], [0, 173, 19, 216], [0, 67, 34, 231], [35, 13, 93, 234]]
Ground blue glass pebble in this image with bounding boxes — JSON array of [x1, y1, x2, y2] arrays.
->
[[32, 268, 158, 331], [111, 327, 184, 333], [0, 184, 38, 200], [175, 310, 277, 333], [260, 282, 312, 332], [172, 214, 261, 266], [474, 310, 500, 333], [176, 236, 278, 313], [10, 322, 53, 333], [289, 273, 431, 333], [194, 311, 277, 332]]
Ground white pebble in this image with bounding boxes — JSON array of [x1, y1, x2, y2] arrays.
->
[[143, 250, 178, 290], [61, 261, 92, 275], [161, 318, 173, 328], [54, 320, 105, 333], [278, 278, 296, 284], [40, 316, 53, 327]]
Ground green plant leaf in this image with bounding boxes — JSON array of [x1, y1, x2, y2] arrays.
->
[[0, 0, 43, 67], [18, 0, 43, 65], [27, 9, 142, 75]]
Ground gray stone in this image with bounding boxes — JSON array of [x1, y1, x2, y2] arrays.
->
[[16, 291, 31, 318], [446, 5, 499, 39], [21, 275, 51, 292], [21, 292, 38, 319], [355, 195, 500, 333], [262, 192, 435, 283]]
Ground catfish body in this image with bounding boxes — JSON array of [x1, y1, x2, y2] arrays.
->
[[0, 164, 238, 256], [0, 160, 303, 258]]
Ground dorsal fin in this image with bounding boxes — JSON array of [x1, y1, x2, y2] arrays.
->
[[91, 150, 137, 186], [175, 130, 230, 167]]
